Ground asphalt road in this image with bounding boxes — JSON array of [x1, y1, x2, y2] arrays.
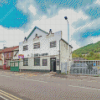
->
[[0, 70, 100, 100]]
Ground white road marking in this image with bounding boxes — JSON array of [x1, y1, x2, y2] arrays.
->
[[0, 95, 8, 100], [69, 85, 100, 91], [20, 78, 48, 83], [0, 75, 11, 78]]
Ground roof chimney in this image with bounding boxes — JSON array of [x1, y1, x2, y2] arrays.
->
[[24, 37, 27, 41], [49, 29, 52, 34]]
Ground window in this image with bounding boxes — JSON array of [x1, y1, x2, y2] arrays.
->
[[9, 52, 11, 57], [5, 53, 7, 58], [34, 42, 40, 49], [34, 54, 39, 57], [14, 51, 19, 57], [34, 57, 40, 66], [23, 45, 28, 51], [56, 59, 60, 66], [42, 59, 47, 66], [50, 41, 56, 48], [23, 58, 28, 66], [41, 53, 48, 56]]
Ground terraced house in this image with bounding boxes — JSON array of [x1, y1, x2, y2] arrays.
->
[[19, 26, 72, 73], [0, 46, 19, 70]]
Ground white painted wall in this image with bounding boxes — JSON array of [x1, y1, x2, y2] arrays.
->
[[19, 55, 60, 71], [19, 28, 62, 58], [18, 27, 72, 72]]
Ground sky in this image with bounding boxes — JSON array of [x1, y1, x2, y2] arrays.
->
[[0, 0, 100, 51]]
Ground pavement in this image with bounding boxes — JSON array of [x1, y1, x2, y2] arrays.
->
[[0, 70, 100, 100]]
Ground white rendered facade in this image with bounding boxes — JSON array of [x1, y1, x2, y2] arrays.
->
[[19, 26, 72, 72]]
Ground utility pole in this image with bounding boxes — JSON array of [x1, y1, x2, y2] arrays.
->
[[64, 16, 70, 73]]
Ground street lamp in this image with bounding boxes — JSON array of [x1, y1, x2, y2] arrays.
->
[[64, 16, 70, 73]]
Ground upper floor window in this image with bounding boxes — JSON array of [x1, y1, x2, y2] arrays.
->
[[34, 42, 40, 49], [50, 41, 56, 48], [23, 45, 28, 51], [5, 53, 7, 58], [9, 52, 11, 57], [14, 51, 19, 57]]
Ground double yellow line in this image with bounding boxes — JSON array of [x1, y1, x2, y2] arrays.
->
[[0, 90, 22, 100]]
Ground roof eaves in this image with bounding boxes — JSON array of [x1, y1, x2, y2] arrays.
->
[[61, 38, 73, 48], [26, 26, 49, 40]]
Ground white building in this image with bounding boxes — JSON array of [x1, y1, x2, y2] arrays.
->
[[19, 26, 72, 73]]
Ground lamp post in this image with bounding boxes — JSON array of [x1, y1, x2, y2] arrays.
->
[[64, 16, 70, 73]]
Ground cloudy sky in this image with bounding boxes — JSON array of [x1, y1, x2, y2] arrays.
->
[[0, 0, 100, 50]]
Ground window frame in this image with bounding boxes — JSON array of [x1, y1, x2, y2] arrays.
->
[[34, 57, 40, 66], [23, 58, 28, 66], [50, 41, 56, 48], [42, 59, 47, 66], [9, 52, 11, 57], [33, 42, 40, 49], [5, 53, 7, 58], [23, 45, 28, 51]]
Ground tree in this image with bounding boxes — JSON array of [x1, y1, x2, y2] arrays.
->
[[72, 53, 79, 58]]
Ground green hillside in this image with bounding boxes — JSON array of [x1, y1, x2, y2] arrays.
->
[[73, 41, 100, 55], [72, 41, 100, 60]]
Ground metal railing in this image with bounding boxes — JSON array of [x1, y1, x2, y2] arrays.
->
[[70, 60, 100, 76]]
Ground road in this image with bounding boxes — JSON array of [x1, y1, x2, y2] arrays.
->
[[0, 70, 100, 100]]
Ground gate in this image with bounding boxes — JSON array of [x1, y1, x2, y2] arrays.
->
[[70, 60, 100, 76], [10, 61, 19, 72], [61, 62, 67, 74]]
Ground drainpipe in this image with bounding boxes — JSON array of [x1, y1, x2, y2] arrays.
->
[[59, 40, 60, 73]]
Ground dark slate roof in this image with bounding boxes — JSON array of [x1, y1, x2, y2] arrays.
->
[[61, 38, 73, 48], [26, 26, 49, 40]]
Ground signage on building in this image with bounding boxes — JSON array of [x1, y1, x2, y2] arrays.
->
[[18, 54, 24, 59], [34, 53, 48, 57]]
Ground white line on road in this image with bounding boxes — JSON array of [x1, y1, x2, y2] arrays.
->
[[0, 75, 11, 78], [69, 85, 100, 91], [0, 95, 8, 100], [20, 78, 48, 83]]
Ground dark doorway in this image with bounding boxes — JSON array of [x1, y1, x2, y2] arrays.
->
[[50, 58, 56, 72]]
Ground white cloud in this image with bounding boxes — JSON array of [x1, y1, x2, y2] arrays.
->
[[74, 17, 100, 35], [0, 7, 89, 50], [28, 5, 36, 16], [91, 36, 100, 43], [47, 5, 57, 15], [0, 26, 26, 49], [95, 0, 100, 5], [16, 0, 36, 14], [71, 40, 80, 51]]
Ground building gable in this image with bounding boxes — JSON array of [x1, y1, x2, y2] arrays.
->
[[26, 26, 49, 41]]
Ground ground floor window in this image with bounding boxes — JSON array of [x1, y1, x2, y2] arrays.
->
[[34, 57, 40, 66], [23, 58, 28, 66], [57, 59, 60, 66], [42, 59, 47, 66]]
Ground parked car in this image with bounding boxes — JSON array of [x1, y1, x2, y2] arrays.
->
[[70, 63, 98, 74]]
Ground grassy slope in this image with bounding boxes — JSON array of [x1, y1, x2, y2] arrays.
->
[[73, 41, 100, 55]]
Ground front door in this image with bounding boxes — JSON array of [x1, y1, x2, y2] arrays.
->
[[50, 58, 56, 72]]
